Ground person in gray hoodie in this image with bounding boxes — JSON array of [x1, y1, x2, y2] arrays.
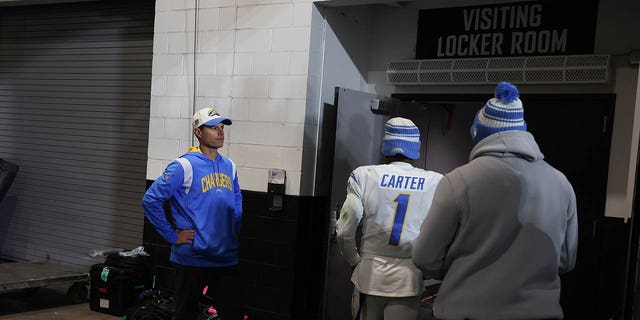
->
[[412, 82, 578, 320]]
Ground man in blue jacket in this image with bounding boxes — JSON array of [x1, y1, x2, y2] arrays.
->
[[142, 107, 243, 320], [412, 82, 578, 320]]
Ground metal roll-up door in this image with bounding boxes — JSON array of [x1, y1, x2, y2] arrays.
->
[[0, 0, 154, 267]]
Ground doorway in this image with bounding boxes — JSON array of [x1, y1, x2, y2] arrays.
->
[[396, 92, 617, 320], [325, 89, 617, 319]]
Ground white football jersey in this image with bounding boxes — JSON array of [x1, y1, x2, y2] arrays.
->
[[337, 161, 443, 265]]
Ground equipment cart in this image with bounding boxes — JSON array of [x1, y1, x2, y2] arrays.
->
[[0, 159, 89, 303], [0, 260, 89, 303], [0, 159, 88, 302]]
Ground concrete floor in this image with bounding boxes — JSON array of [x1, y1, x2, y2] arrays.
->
[[0, 284, 120, 320], [0, 303, 120, 320]]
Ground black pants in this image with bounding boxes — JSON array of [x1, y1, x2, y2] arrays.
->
[[172, 263, 242, 320]]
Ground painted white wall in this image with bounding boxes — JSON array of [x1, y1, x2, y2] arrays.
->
[[148, 0, 314, 195]]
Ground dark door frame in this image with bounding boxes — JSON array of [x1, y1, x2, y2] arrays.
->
[[626, 145, 640, 319]]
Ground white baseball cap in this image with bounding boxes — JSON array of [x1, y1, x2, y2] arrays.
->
[[192, 107, 232, 128]]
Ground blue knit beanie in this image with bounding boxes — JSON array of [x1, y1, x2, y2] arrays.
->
[[470, 82, 527, 143], [382, 117, 421, 160]]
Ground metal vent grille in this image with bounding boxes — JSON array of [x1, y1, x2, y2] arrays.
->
[[387, 54, 610, 85]]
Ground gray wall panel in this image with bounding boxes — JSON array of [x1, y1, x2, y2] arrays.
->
[[0, 40, 153, 49], [0, 0, 153, 267], [0, 74, 152, 81], [0, 66, 152, 73], [13, 202, 145, 226], [0, 91, 150, 100], [0, 80, 152, 87], [0, 147, 148, 167], [0, 144, 148, 162]]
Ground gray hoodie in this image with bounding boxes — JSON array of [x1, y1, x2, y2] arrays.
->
[[412, 130, 578, 320]]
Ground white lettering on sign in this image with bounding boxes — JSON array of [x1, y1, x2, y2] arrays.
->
[[435, 3, 568, 57], [511, 29, 567, 54], [462, 4, 543, 31], [437, 33, 503, 57], [417, 0, 596, 59], [436, 29, 567, 57]]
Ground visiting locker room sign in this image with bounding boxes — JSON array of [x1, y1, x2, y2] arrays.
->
[[415, 0, 598, 59]]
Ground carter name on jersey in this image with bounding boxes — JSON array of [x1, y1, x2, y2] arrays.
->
[[380, 174, 426, 190]]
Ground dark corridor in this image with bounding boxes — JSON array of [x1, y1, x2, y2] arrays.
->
[[395, 93, 624, 320], [325, 89, 627, 320]]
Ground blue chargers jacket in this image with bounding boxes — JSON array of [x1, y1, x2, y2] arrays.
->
[[142, 147, 243, 267]]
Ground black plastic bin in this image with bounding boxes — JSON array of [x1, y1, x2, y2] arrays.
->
[[0, 158, 18, 203], [89, 263, 152, 316]]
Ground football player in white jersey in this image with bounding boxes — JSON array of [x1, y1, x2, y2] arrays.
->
[[336, 117, 443, 320]]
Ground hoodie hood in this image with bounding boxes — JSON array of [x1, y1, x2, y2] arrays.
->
[[470, 130, 543, 162], [184, 146, 221, 163]]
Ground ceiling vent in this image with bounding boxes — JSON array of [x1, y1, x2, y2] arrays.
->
[[386, 54, 610, 85]]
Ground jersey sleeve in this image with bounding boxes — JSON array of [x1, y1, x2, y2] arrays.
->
[[336, 170, 365, 267], [141, 161, 184, 245], [232, 165, 243, 234]]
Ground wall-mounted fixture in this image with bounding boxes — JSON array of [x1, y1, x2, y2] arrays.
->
[[268, 169, 286, 211]]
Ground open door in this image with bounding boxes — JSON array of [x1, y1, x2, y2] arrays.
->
[[324, 87, 388, 320]]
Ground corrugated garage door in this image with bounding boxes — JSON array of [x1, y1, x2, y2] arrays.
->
[[0, 0, 154, 267]]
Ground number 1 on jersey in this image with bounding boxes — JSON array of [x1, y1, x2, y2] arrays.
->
[[389, 194, 409, 245]]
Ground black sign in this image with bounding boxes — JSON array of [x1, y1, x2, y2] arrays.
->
[[415, 0, 598, 59]]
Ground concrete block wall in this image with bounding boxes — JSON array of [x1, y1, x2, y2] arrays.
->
[[148, 0, 314, 195]]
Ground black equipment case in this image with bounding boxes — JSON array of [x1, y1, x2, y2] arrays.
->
[[89, 254, 152, 316]]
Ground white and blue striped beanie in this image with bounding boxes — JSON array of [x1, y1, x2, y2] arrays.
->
[[382, 117, 421, 160], [470, 82, 527, 143]]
